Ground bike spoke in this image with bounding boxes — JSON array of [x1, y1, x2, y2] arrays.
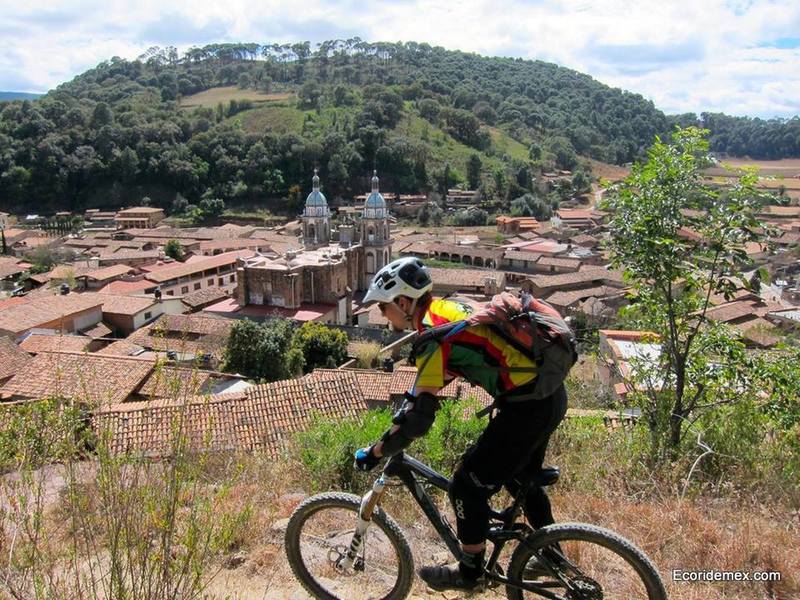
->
[[295, 506, 403, 599], [518, 539, 654, 599]]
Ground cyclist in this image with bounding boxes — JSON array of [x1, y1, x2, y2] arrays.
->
[[355, 257, 568, 592]]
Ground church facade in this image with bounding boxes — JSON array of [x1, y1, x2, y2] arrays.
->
[[235, 171, 393, 324]]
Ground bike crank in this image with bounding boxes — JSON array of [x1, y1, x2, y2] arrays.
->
[[565, 575, 603, 600]]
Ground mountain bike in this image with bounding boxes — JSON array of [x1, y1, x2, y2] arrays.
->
[[285, 451, 668, 599]]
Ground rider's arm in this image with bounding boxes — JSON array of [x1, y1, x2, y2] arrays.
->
[[372, 385, 440, 458]]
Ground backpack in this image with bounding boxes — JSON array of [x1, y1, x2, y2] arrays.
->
[[410, 292, 578, 401]]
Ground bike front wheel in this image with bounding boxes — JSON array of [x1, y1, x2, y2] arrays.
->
[[285, 492, 415, 600], [505, 522, 667, 600]]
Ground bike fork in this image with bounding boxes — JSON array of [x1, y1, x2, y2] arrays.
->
[[336, 475, 387, 572]]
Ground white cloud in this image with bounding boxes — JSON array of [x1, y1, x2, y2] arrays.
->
[[1, 0, 798, 118]]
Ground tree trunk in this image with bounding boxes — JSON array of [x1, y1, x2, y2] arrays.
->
[[669, 363, 687, 458]]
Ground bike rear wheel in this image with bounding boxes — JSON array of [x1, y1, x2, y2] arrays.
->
[[505, 522, 667, 600], [285, 492, 414, 600]]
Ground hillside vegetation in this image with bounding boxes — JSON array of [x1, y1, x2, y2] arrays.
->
[[0, 39, 797, 214]]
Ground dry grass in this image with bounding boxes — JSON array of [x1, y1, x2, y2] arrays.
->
[[550, 491, 799, 599], [198, 465, 800, 599], [10, 446, 797, 599], [349, 340, 382, 368], [179, 86, 293, 108], [588, 159, 631, 182], [720, 157, 800, 175]]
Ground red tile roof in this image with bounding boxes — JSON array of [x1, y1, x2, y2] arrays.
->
[[0, 351, 155, 404], [117, 207, 165, 215], [18, 333, 89, 354], [92, 370, 369, 458], [84, 264, 136, 281], [181, 287, 229, 310], [126, 313, 232, 360], [599, 329, 660, 342], [524, 268, 624, 290], [0, 294, 104, 336], [81, 321, 113, 339], [96, 339, 146, 356], [704, 300, 761, 323], [100, 294, 157, 316], [0, 257, 27, 279], [144, 250, 255, 283], [428, 267, 506, 287], [98, 279, 157, 295], [203, 298, 335, 322], [0, 336, 32, 381], [137, 367, 214, 399]]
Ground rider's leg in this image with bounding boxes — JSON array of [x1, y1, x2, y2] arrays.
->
[[419, 396, 559, 591], [507, 385, 568, 528]]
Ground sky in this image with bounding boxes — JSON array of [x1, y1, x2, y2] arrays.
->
[[1, 0, 798, 119]]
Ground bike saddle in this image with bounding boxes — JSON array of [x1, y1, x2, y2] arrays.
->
[[531, 466, 560, 487]]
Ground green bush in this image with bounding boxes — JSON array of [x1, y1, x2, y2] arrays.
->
[[290, 321, 349, 373], [293, 399, 489, 493], [293, 409, 392, 492], [546, 416, 640, 494]]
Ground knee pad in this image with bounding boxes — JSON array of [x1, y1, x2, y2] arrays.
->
[[449, 468, 495, 545], [449, 467, 497, 506]]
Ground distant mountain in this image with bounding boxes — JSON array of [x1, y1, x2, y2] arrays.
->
[[0, 40, 797, 214], [0, 91, 42, 101]]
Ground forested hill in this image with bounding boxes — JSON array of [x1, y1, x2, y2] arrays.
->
[[1, 40, 798, 213], [0, 92, 42, 101]]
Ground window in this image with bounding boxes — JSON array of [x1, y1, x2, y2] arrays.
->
[[229, 274, 235, 283], [181, 286, 189, 294], [166, 290, 174, 296], [194, 282, 201, 290], [208, 279, 214, 286], [218, 278, 224, 286], [144, 311, 152, 320]]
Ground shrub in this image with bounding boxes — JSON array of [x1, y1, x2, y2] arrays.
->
[[292, 398, 488, 493], [293, 409, 392, 492], [289, 321, 349, 373], [350, 340, 382, 368]]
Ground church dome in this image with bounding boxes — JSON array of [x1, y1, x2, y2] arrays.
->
[[363, 170, 387, 218], [305, 169, 328, 211]]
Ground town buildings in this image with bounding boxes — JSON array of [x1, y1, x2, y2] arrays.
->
[[115, 207, 166, 229], [231, 170, 393, 325], [1, 163, 799, 463]]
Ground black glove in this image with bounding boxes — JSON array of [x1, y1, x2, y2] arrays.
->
[[354, 446, 381, 472]]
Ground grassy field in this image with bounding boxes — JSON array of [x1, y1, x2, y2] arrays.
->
[[588, 158, 630, 182], [236, 104, 306, 135], [487, 126, 531, 163], [718, 157, 800, 176], [393, 111, 509, 177], [180, 86, 293, 108]]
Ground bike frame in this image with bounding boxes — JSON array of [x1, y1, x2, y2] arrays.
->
[[354, 452, 567, 599]]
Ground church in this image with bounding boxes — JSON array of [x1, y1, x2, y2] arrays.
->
[[234, 170, 393, 324]]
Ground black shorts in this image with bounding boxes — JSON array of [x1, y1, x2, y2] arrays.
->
[[449, 385, 568, 544]]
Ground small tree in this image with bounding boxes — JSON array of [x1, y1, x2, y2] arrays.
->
[[603, 127, 768, 463], [417, 201, 443, 227], [224, 318, 302, 382], [289, 322, 349, 373], [199, 197, 225, 219], [467, 154, 482, 190], [164, 239, 184, 261], [510, 193, 551, 220], [451, 208, 488, 227]]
